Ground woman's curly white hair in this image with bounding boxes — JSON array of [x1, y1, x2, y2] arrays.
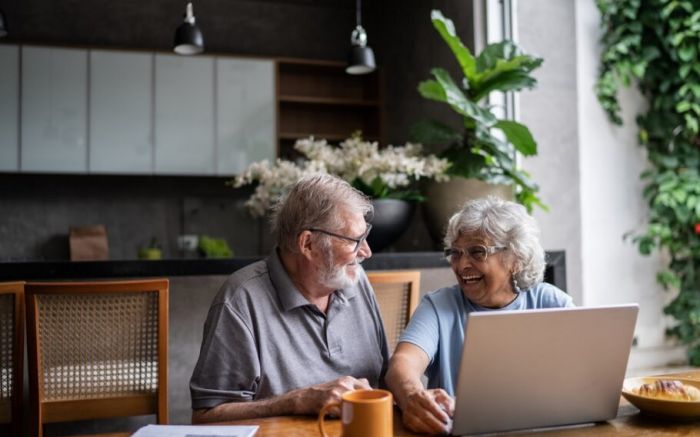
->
[[443, 196, 545, 290]]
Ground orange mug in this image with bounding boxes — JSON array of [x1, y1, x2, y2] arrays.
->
[[318, 389, 393, 437]]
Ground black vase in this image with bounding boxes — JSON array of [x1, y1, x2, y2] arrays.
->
[[366, 199, 415, 252]]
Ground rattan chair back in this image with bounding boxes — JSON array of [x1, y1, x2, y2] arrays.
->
[[367, 271, 420, 353], [0, 282, 24, 437], [26, 279, 168, 437]]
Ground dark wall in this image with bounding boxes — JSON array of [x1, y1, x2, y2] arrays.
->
[[0, 0, 475, 260], [2, 0, 362, 58], [376, 0, 473, 144], [0, 174, 264, 260]]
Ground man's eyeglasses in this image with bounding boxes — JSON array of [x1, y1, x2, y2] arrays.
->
[[444, 245, 507, 263], [308, 223, 373, 253]]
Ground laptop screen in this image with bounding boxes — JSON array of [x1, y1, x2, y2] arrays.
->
[[451, 304, 638, 435]]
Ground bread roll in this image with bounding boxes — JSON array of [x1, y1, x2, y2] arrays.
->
[[634, 379, 700, 401]]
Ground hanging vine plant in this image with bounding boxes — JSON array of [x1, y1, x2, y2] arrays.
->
[[596, 0, 700, 365]]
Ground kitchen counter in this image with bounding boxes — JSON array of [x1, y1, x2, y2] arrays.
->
[[0, 251, 566, 289]]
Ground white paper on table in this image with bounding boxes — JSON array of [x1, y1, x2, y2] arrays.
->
[[131, 424, 259, 437]]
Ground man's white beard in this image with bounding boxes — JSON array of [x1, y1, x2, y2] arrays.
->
[[320, 251, 364, 290]]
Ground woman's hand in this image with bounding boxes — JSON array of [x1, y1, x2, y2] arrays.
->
[[400, 388, 454, 434], [386, 343, 452, 433]]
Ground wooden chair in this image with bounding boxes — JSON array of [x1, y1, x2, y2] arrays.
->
[[0, 282, 24, 437], [25, 279, 169, 437], [367, 271, 420, 353]]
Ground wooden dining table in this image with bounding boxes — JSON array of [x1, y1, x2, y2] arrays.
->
[[220, 370, 700, 437]]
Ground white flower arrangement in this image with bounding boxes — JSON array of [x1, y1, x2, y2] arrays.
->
[[232, 134, 450, 218]]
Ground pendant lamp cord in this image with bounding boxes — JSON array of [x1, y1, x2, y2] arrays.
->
[[356, 0, 362, 27]]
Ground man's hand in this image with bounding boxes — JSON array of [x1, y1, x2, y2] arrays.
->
[[400, 388, 454, 435], [294, 376, 372, 415], [193, 376, 372, 423]]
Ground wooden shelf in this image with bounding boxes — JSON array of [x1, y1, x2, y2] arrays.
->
[[279, 132, 379, 142], [278, 95, 380, 107], [276, 58, 384, 158]]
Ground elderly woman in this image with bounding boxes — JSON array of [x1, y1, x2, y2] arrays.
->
[[385, 196, 573, 434]]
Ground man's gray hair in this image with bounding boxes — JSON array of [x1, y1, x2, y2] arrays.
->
[[271, 174, 373, 253], [444, 196, 545, 289]]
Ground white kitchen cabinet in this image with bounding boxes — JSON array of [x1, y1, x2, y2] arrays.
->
[[21, 46, 88, 172], [0, 45, 19, 171], [216, 58, 275, 175], [10, 45, 281, 176], [89, 50, 153, 174], [154, 54, 215, 175]]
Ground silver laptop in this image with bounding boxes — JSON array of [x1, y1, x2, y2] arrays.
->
[[451, 304, 638, 436]]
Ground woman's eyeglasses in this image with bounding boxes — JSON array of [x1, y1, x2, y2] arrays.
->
[[444, 245, 507, 263], [308, 224, 373, 253]]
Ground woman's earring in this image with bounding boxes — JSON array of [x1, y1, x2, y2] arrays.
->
[[511, 274, 519, 292]]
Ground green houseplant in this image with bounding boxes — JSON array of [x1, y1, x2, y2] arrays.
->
[[595, 0, 700, 364], [138, 237, 162, 260], [411, 10, 545, 214], [198, 236, 234, 259]]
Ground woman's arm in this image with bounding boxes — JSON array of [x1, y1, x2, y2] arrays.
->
[[385, 342, 454, 434]]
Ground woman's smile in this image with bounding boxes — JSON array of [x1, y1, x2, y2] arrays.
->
[[450, 233, 515, 308]]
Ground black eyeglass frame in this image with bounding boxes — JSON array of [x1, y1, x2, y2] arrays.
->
[[308, 223, 373, 253], [444, 245, 508, 263]]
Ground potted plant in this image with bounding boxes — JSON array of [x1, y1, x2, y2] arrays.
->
[[232, 133, 449, 252], [138, 237, 162, 260], [411, 10, 545, 244], [198, 236, 234, 259]]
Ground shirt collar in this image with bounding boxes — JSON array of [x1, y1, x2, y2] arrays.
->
[[267, 248, 309, 311], [465, 290, 523, 312], [266, 247, 358, 311]]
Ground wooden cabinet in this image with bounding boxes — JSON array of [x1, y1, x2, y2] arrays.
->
[[21, 46, 88, 172], [276, 59, 382, 158], [0, 45, 19, 171], [89, 50, 153, 173]]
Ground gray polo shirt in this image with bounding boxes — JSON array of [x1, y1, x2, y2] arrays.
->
[[189, 249, 389, 410]]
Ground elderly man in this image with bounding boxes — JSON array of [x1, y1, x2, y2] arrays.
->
[[190, 174, 389, 422]]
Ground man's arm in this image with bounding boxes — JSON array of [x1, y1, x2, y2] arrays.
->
[[192, 376, 371, 423], [192, 390, 296, 423], [385, 342, 453, 434]]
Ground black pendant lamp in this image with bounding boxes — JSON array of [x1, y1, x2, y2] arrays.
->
[[346, 0, 375, 75], [0, 9, 8, 38], [174, 2, 204, 55]]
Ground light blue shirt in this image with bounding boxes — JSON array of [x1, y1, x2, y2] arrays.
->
[[398, 282, 574, 396]]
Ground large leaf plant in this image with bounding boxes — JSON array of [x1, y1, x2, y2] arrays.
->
[[411, 10, 545, 211], [595, 0, 700, 365]]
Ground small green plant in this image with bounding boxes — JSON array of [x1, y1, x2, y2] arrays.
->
[[596, 0, 700, 365], [410, 10, 545, 211], [138, 237, 162, 260], [198, 236, 233, 259]]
